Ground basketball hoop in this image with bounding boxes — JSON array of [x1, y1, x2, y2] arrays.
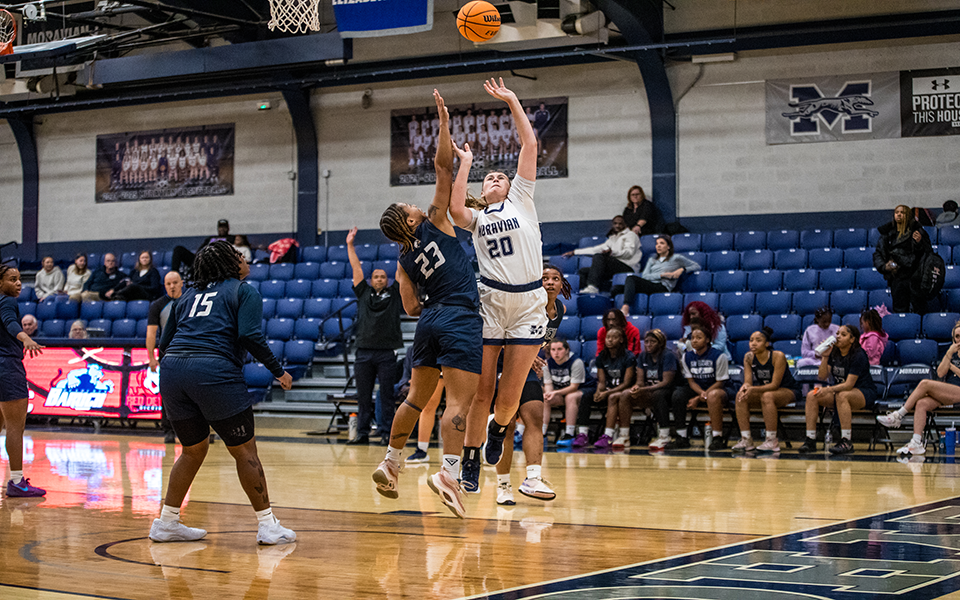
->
[[0, 9, 16, 56], [266, 0, 321, 34]]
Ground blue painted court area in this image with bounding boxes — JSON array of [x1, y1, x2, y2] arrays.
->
[[481, 496, 960, 599]]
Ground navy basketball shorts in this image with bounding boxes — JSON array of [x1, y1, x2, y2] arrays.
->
[[411, 305, 483, 375], [519, 378, 544, 406], [0, 356, 29, 402], [159, 355, 251, 423]]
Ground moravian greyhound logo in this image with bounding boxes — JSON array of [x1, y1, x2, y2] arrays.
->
[[782, 95, 879, 119]]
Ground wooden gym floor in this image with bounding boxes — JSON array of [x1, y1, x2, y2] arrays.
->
[[4, 427, 960, 599]]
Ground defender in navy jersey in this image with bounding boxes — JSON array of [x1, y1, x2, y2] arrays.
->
[[151, 241, 295, 546], [0, 264, 46, 498], [373, 89, 481, 519]]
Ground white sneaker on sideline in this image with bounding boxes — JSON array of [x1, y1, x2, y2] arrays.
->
[[878, 411, 904, 429], [649, 433, 671, 451], [612, 436, 630, 449], [149, 519, 207, 542], [756, 438, 780, 453], [497, 482, 516, 506], [897, 440, 926, 456], [731, 437, 755, 453], [580, 285, 599, 295], [257, 518, 296, 545]]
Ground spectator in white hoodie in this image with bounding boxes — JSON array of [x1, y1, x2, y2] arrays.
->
[[34, 256, 65, 300], [565, 215, 641, 294]]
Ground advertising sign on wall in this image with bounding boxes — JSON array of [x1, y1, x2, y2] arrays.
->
[[900, 67, 960, 137]]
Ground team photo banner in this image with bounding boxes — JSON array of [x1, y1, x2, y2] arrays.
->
[[95, 124, 234, 203], [390, 97, 568, 187], [332, 0, 433, 38], [901, 67, 960, 137]]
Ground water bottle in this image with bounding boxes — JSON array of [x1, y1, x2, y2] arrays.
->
[[825, 430, 833, 444], [348, 412, 358, 440], [947, 423, 957, 456], [705, 424, 713, 447]]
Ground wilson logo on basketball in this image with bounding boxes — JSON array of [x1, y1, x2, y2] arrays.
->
[[483, 15, 499, 23]]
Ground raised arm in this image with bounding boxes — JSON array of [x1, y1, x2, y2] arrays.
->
[[428, 89, 455, 236], [449, 141, 475, 229], [484, 77, 537, 181], [345, 226, 364, 286]]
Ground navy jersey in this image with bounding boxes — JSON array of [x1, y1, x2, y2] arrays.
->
[[399, 220, 479, 311], [681, 347, 729, 388], [159, 279, 283, 377], [750, 352, 798, 390], [947, 354, 960, 386], [828, 347, 876, 394], [543, 297, 564, 344], [0, 296, 24, 359], [596, 349, 635, 387], [637, 350, 678, 386]]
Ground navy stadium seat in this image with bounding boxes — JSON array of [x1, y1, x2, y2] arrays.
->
[[934, 245, 953, 265], [244, 362, 275, 389], [276, 298, 304, 319], [373, 260, 396, 277], [557, 316, 580, 341], [151, 250, 164, 267], [944, 266, 960, 289], [946, 289, 960, 312], [719, 292, 755, 316], [579, 236, 603, 248], [378, 243, 399, 260], [649, 293, 683, 316], [338, 278, 356, 297], [764, 314, 802, 340], [320, 262, 347, 280], [283, 279, 311, 299], [303, 298, 332, 319], [549, 255, 579, 276], [36, 300, 57, 321], [262, 298, 277, 320], [802, 313, 840, 330], [266, 339, 284, 362], [18, 301, 36, 317], [682, 271, 713, 293], [565, 340, 581, 358], [580, 315, 604, 340], [734, 231, 766, 251], [732, 340, 751, 363], [354, 244, 378, 262], [266, 318, 295, 341], [701, 231, 734, 252], [713, 270, 748, 293], [883, 313, 922, 341], [40, 319, 66, 337], [126, 300, 150, 320], [294, 317, 321, 341], [639, 235, 657, 257], [301, 246, 327, 263], [869, 289, 893, 311], [259, 280, 286, 299], [856, 268, 886, 291], [628, 315, 652, 335], [830, 290, 869, 316], [773, 339, 802, 357], [807, 248, 843, 270], [578, 256, 593, 270], [103, 300, 127, 320], [726, 314, 763, 341], [672, 233, 701, 253], [766, 230, 800, 251], [678, 251, 706, 270], [707, 251, 739, 272], [312, 279, 339, 298], [953, 245, 960, 266], [754, 291, 792, 316], [683, 292, 719, 312], [284, 339, 315, 365], [560, 293, 578, 317], [566, 274, 580, 292], [747, 269, 782, 292], [833, 228, 868, 249], [18, 286, 36, 303], [112, 319, 137, 338], [245, 281, 259, 294], [652, 315, 683, 340], [322, 317, 354, 341], [800, 229, 833, 249], [740, 250, 774, 271], [87, 253, 102, 270], [294, 262, 321, 280], [55, 301, 79, 320], [581, 340, 598, 360], [577, 294, 612, 316], [940, 226, 960, 247], [326, 245, 348, 262], [897, 339, 938, 366], [88, 319, 112, 337], [774, 249, 807, 271], [460, 241, 476, 258], [922, 312, 960, 341], [611, 272, 631, 289], [247, 263, 270, 281], [868, 228, 882, 247], [819, 269, 856, 291], [136, 319, 149, 338], [781, 269, 818, 292], [793, 290, 830, 316], [840, 313, 861, 328], [120, 252, 138, 271], [622, 293, 647, 316], [842, 247, 875, 269], [331, 297, 357, 319]]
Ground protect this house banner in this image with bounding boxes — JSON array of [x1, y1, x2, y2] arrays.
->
[[901, 67, 960, 137]]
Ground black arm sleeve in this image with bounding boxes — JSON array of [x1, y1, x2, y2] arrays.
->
[[158, 298, 179, 355], [236, 283, 285, 378]]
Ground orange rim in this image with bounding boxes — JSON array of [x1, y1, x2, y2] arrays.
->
[[0, 9, 15, 56]]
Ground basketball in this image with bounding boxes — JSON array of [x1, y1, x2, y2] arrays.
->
[[457, 1, 501, 43]]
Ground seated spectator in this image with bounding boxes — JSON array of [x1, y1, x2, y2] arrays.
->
[[859, 308, 889, 365], [171, 219, 231, 275], [669, 324, 732, 451], [34, 256, 65, 300], [20, 314, 38, 337], [936, 200, 960, 228], [621, 235, 701, 316], [69, 319, 87, 339], [797, 307, 839, 367], [622, 185, 663, 237], [591, 328, 636, 449], [625, 329, 678, 451], [800, 324, 878, 455], [544, 339, 586, 447], [65, 254, 91, 303], [113, 251, 163, 301], [564, 215, 641, 294], [234, 235, 253, 264], [679, 301, 730, 359], [597, 308, 642, 356], [80, 254, 127, 302], [731, 328, 801, 454], [873, 204, 932, 314], [878, 319, 960, 456]]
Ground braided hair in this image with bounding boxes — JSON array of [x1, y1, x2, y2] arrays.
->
[[190, 240, 241, 289], [0, 262, 16, 292], [380, 203, 418, 256], [542, 263, 572, 299]]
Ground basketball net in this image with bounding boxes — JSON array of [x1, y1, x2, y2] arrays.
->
[[0, 9, 16, 56], [267, 0, 321, 34]]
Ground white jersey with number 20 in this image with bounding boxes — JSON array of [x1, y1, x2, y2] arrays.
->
[[466, 175, 543, 286]]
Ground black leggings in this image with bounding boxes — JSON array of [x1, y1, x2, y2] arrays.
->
[[622, 275, 669, 308], [578, 253, 634, 291], [889, 274, 928, 314], [650, 387, 677, 428]]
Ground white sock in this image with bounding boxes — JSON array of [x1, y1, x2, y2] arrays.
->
[[527, 464, 542, 480], [578, 426, 589, 435], [897, 407, 909, 417], [806, 430, 816, 439], [542, 424, 548, 435], [385, 446, 402, 465], [912, 433, 923, 444], [841, 429, 852, 440], [442, 454, 460, 479], [9, 470, 23, 484], [658, 427, 670, 438], [160, 505, 181, 523], [740, 431, 751, 440], [497, 473, 511, 486], [766, 430, 777, 441], [604, 427, 615, 438], [676, 428, 688, 438], [516, 423, 525, 435], [255, 507, 276, 525], [565, 425, 575, 436], [417, 441, 429, 452]]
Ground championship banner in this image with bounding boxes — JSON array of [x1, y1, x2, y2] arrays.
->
[[332, 0, 433, 38], [765, 72, 901, 144], [390, 97, 568, 186], [95, 124, 234, 203], [901, 67, 960, 137]]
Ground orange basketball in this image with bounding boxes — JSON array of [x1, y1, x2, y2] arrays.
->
[[457, 1, 501, 43]]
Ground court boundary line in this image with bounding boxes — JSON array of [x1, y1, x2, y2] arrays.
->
[[0, 582, 128, 600]]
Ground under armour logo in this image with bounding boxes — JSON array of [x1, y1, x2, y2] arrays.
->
[[931, 79, 951, 91]]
